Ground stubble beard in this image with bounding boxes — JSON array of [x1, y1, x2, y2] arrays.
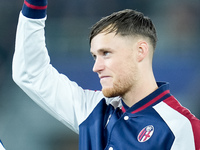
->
[[102, 75, 134, 98], [101, 60, 138, 98]]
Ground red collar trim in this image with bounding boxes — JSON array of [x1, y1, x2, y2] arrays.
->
[[121, 90, 170, 114]]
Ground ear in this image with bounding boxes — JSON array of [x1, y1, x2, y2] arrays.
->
[[137, 41, 149, 62]]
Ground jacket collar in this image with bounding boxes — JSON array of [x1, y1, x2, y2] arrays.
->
[[121, 82, 171, 114]]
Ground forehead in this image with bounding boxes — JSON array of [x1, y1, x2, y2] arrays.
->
[[90, 32, 135, 54]]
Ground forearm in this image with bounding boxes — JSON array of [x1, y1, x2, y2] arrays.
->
[[13, 0, 49, 79], [13, 12, 48, 80]]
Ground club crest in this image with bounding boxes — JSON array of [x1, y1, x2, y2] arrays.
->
[[137, 125, 154, 142]]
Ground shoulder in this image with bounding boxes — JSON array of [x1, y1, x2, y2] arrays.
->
[[153, 96, 199, 149]]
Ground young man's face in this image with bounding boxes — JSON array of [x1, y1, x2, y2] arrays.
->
[[90, 32, 139, 98]]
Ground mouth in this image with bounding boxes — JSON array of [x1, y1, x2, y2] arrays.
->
[[99, 76, 112, 84], [99, 76, 110, 80]]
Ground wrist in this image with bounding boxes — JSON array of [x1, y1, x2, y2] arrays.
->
[[22, 0, 47, 19]]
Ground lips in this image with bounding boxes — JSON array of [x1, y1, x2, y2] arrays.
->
[[99, 76, 112, 84], [99, 76, 110, 79]]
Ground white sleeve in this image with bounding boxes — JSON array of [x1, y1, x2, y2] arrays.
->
[[12, 12, 104, 133], [0, 141, 5, 150]]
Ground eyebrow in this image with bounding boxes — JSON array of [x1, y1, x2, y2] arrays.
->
[[90, 47, 114, 55]]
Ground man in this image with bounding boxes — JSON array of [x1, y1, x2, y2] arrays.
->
[[13, 0, 200, 149]]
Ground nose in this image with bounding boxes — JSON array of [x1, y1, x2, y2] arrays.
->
[[92, 57, 104, 73]]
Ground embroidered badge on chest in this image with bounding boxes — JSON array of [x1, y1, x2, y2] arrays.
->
[[137, 125, 154, 142]]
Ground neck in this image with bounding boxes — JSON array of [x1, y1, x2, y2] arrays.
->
[[122, 72, 158, 107]]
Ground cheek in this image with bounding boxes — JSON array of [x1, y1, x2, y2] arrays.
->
[[107, 53, 136, 78], [109, 62, 124, 77], [117, 61, 137, 81], [111, 63, 129, 82]]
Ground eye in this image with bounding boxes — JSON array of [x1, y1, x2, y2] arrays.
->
[[103, 51, 110, 57], [91, 54, 96, 60]]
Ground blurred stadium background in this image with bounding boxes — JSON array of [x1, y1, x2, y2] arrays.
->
[[0, 0, 199, 149]]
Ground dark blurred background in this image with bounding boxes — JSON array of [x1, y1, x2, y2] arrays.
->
[[0, 0, 199, 149]]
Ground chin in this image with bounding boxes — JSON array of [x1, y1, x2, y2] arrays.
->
[[101, 80, 129, 98], [102, 87, 121, 98]]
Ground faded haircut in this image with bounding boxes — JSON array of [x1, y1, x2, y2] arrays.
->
[[89, 9, 157, 50]]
